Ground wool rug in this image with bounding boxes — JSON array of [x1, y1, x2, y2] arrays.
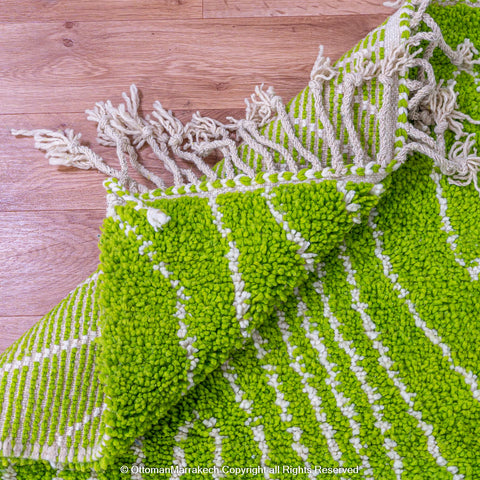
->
[[2, 0, 480, 478]]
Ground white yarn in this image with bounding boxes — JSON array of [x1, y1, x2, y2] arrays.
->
[[12, 0, 480, 193]]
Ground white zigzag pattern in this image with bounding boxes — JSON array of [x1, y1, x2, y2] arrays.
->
[[368, 209, 480, 401], [209, 197, 251, 337], [430, 168, 480, 281], [203, 418, 227, 479], [312, 270, 404, 479], [250, 330, 317, 480], [276, 310, 344, 470], [169, 413, 198, 480], [340, 247, 464, 480], [296, 292, 376, 480], [221, 361, 272, 480], [130, 437, 145, 480]]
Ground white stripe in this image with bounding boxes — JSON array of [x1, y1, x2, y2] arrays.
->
[[313, 270, 404, 479], [36, 289, 74, 462], [0, 306, 48, 444], [86, 360, 109, 462], [296, 294, 375, 479], [1, 463, 17, 480], [251, 330, 316, 478], [8, 315, 45, 457], [430, 168, 480, 281], [153, 262, 198, 390], [65, 275, 101, 463], [90, 432, 111, 462], [340, 247, 464, 479], [0, 278, 102, 463], [221, 362, 271, 479], [203, 418, 226, 479], [276, 310, 344, 468], [170, 413, 198, 480], [45, 403, 108, 463], [369, 209, 480, 401], [131, 436, 145, 480], [264, 372, 292, 423], [2, 271, 99, 374], [208, 197, 251, 337], [49, 284, 89, 462], [262, 189, 317, 271], [78, 298, 105, 463], [1, 330, 100, 375]]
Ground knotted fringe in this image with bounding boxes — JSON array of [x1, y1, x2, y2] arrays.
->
[[392, 2, 480, 188], [9, 128, 141, 191], [12, 84, 291, 192], [12, 0, 480, 193]]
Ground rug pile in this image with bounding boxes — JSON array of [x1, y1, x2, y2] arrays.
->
[[2, 0, 480, 478]]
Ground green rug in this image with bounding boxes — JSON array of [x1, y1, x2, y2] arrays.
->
[[3, 0, 480, 478]]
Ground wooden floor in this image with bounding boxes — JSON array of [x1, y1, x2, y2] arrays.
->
[[0, 1, 392, 353]]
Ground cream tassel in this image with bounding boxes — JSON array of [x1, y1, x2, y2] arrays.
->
[[150, 101, 217, 182], [11, 129, 97, 169], [448, 134, 480, 190], [10, 128, 142, 193], [185, 112, 252, 179], [383, 0, 404, 7], [228, 84, 298, 173], [86, 87, 174, 188]]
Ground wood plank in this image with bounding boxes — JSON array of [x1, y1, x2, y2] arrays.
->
[[0, 15, 389, 114], [204, 0, 393, 19], [1, 109, 241, 211], [0, 0, 202, 23], [0, 211, 104, 317], [0, 317, 40, 355], [0, 273, 97, 317]]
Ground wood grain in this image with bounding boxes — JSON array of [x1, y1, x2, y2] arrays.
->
[[0, 211, 103, 316], [204, 0, 393, 19], [0, 0, 202, 22], [0, 15, 388, 114], [0, 2, 393, 354]]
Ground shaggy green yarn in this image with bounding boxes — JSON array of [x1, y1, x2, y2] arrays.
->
[[97, 178, 380, 463]]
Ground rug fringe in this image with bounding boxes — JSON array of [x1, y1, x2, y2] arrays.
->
[[11, 0, 480, 193]]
